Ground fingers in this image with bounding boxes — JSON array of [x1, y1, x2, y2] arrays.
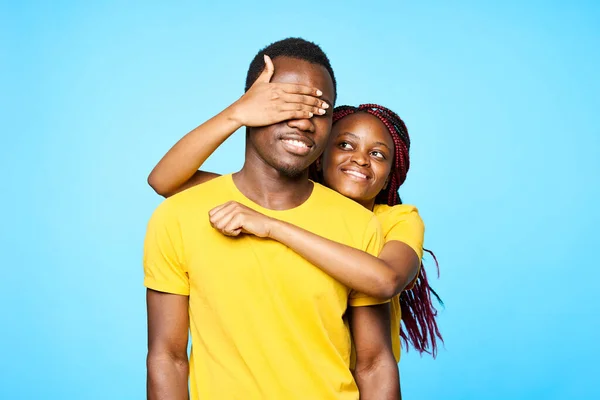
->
[[209, 201, 236, 218], [225, 228, 242, 236], [279, 102, 326, 119], [209, 201, 240, 233], [280, 110, 313, 120], [222, 214, 244, 236], [209, 202, 254, 236], [256, 54, 275, 84], [282, 93, 329, 111], [279, 83, 323, 97], [263, 55, 275, 82], [208, 202, 230, 218]]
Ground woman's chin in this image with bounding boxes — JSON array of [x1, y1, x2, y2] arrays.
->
[[325, 177, 380, 205]]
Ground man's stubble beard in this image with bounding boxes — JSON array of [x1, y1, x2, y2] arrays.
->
[[276, 159, 310, 179]]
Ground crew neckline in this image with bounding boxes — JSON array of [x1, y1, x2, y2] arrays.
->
[[225, 173, 318, 215]]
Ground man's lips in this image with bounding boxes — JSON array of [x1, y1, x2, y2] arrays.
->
[[279, 134, 314, 156], [280, 134, 314, 148]]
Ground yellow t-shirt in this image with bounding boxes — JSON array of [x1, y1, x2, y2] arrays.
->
[[373, 204, 425, 362], [144, 174, 385, 400]]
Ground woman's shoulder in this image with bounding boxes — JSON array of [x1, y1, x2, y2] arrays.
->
[[374, 204, 425, 257], [373, 203, 424, 237], [313, 182, 376, 218], [373, 203, 421, 221]]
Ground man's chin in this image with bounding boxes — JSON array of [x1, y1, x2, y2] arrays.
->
[[274, 162, 310, 179], [269, 153, 315, 178]]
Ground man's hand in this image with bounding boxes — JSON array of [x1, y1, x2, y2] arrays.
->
[[230, 55, 329, 127], [209, 201, 276, 238]]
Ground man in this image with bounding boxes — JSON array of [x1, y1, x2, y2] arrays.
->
[[143, 38, 399, 399]]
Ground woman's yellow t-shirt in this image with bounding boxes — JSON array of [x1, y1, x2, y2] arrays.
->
[[373, 204, 425, 362]]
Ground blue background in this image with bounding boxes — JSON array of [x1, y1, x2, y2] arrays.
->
[[2, 1, 598, 399]]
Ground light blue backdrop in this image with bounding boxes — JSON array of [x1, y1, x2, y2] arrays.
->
[[2, 1, 598, 399]]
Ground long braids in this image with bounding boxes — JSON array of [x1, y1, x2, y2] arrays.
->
[[332, 104, 444, 357]]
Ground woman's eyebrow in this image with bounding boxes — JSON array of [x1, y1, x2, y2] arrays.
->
[[374, 141, 392, 150], [337, 131, 359, 140]]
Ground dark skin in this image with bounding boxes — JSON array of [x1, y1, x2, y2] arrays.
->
[[322, 112, 396, 210], [146, 290, 189, 400], [324, 113, 400, 398], [352, 304, 400, 400], [149, 108, 420, 299], [232, 57, 334, 210], [147, 57, 399, 399]]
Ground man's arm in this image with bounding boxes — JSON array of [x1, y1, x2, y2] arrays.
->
[[146, 289, 189, 400], [351, 303, 401, 400]]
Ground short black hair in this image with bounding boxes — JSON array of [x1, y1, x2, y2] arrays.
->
[[245, 37, 336, 100]]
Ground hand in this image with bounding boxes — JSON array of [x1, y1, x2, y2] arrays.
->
[[208, 201, 276, 238], [230, 55, 329, 127]]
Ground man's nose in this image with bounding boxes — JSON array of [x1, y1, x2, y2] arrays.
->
[[286, 117, 315, 133]]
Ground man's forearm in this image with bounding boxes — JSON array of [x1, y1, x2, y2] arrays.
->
[[147, 354, 189, 400], [355, 359, 401, 400]]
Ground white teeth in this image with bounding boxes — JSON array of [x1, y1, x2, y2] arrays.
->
[[344, 170, 367, 179], [282, 139, 308, 149]]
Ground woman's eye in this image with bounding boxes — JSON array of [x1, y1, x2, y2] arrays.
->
[[371, 151, 386, 159]]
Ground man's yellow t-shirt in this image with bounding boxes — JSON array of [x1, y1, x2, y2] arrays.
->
[[144, 174, 385, 400], [373, 204, 425, 362]]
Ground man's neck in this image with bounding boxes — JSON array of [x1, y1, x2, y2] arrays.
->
[[233, 159, 314, 211]]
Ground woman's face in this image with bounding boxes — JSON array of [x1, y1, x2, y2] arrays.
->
[[321, 112, 395, 209]]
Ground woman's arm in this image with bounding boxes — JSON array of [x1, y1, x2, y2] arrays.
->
[[148, 55, 328, 198], [147, 108, 242, 197], [271, 221, 419, 299], [208, 201, 419, 299]]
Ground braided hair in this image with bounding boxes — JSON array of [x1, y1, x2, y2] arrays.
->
[[329, 104, 444, 357]]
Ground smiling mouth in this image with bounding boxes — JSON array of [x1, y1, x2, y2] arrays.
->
[[280, 138, 312, 156], [282, 139, 310, 149], [342, 169, 369, 180]]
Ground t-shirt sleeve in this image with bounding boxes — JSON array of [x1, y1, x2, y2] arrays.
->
[[385, 206, 425, 261], [143, 202, 190, 296], [349, 215, 389, 307], [384, 206, 425, 290]]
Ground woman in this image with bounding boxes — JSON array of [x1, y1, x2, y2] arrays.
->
[[148, 55, 442, 361]]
